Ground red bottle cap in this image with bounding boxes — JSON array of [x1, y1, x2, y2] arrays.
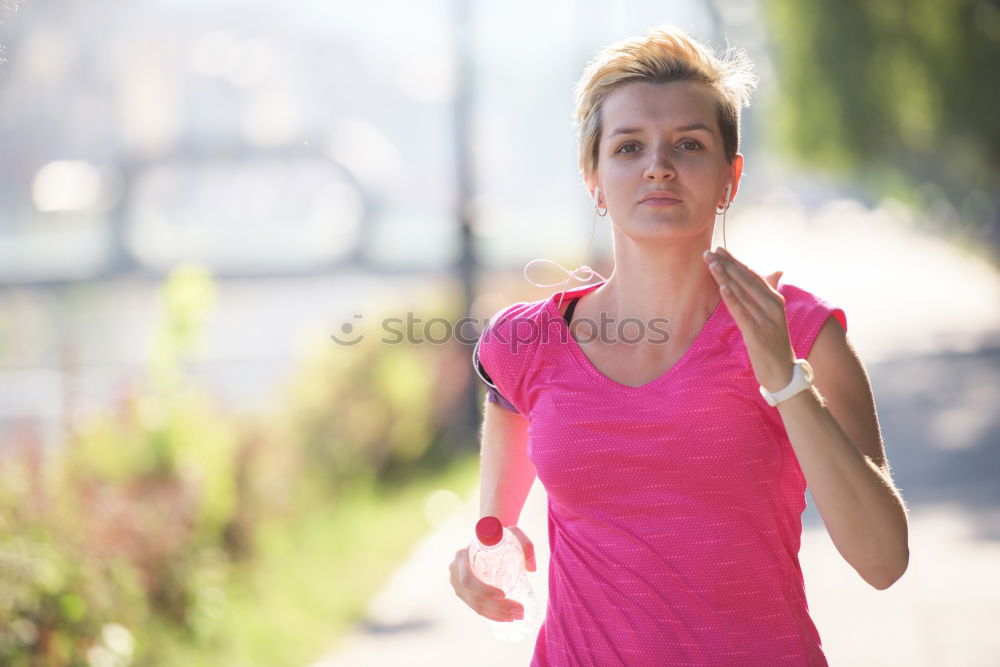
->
[[476, 516, 503, 546]]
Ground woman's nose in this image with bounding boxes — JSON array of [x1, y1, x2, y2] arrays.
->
[[643, 147, 676, 179]]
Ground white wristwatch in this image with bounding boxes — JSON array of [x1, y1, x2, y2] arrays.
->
[[759, 359, 815, 407]]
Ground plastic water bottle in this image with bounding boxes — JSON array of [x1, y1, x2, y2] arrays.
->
[[468, 516, 540, 642]]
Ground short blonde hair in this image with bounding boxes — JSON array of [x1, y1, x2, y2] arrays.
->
[[573, 26, 757, 179]]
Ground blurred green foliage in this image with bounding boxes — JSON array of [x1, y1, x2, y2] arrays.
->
[[762, 0, 1000, 248], [0, 265, 476, 665], [282, 314, 436, 494]]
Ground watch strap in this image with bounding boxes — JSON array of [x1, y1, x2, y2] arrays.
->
[[759, 359, 814, 406]]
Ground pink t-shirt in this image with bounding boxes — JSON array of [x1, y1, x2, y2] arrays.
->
[[476, 278, 847, 666]]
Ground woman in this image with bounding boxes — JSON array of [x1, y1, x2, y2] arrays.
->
[[449, 25, 909, 666]]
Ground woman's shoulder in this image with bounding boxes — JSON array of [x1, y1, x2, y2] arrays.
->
[[776, 280, 848, 356], [475, 297, 553, 416], [776, 281, 825, 303], [777, 282, 846, 328], [777, 281, 822, 298], [482, 297, 552, 335], [478, 297, 553, 357]]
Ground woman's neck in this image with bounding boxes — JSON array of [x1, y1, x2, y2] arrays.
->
[[586, 235, 720, 335]]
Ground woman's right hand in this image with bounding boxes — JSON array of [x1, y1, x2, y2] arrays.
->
[[449, 525, 536, 623]]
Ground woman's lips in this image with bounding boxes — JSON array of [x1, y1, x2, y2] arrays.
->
[[640, 195, 682, 206]]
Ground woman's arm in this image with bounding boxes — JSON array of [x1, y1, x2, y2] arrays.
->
[[449, 397, 536, 619], [479, 397, 536, 527], [702, 246, 909, 589], [778, 316, 910, 589]]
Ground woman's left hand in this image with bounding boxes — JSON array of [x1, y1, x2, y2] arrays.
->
[[703, 246, 796, 392]]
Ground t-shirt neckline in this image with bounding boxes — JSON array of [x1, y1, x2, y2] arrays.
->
[[544, 280, 728, 392]]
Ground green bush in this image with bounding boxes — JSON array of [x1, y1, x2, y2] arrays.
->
[[277, 290, 473, 500], [0, 266, 476, 665]]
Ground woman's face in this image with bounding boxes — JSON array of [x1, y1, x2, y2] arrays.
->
[[589, 80, 742, 242]]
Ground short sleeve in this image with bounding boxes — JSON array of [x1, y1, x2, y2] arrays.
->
[[473, 301, 537, 417], [472, 338, 521, 414], [778, 283, 848, 359]]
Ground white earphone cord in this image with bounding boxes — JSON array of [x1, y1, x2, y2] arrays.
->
[[523, 187, 608, 314], [523, 183, 731, 312]]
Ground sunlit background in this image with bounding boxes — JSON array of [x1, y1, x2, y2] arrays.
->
[[1, 0, 998, 665]]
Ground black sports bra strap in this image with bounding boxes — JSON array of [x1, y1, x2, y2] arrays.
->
[[563, 296, 581, 325]]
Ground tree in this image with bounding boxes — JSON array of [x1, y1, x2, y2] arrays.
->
[[761, 0, 1000, 256]]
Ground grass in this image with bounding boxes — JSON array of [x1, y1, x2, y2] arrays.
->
[[154, 451, 481, 666]]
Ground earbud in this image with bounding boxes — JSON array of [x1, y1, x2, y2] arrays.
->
[[716, 183, 733, 214]]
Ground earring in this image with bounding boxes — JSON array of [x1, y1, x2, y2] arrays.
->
[[594, 187, 608, 217]]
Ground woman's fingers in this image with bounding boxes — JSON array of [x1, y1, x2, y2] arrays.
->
[[706, 248, 776, 300], [448, 524, 536, 622], [451, 547, 504, 600], [717, 277, 760, 329], [704, 248, 784, 320], [703, 248, 796, 389], [449, 548, 526, 621], [508, 525, 537, 572], [707, 259, 764, 329]]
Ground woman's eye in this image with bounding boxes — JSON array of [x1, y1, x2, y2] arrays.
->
[[680, 140, 703, 151], [616, 143, 639, 154]]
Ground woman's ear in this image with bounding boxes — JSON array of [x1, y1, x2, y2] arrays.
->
[[726, 154, 745, 204], [585, 179, 603, 206]]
